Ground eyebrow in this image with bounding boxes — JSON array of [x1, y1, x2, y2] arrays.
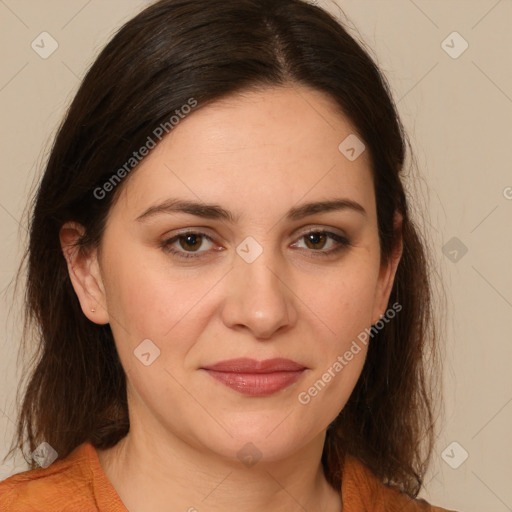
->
[[135, 197, 367, 223]]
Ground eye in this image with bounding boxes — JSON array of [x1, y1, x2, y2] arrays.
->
[[291, 230, 351, 257], [161, 231, 216, 259]]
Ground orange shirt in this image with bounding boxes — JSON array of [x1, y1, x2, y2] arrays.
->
[[0, 442, 457, 511]]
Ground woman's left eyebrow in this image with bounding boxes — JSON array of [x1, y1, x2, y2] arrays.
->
[[135, 197, 367, 223]]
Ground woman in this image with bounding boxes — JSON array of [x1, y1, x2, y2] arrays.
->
[[0, 0, 456, 510]]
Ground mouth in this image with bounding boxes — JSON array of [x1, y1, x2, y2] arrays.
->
[[201, 358, 307, 396]]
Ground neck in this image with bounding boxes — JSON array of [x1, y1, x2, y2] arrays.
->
[[97, 421, 341, 512]]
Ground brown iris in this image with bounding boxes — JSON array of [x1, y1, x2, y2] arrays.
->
[[303, 232, 328, 250]]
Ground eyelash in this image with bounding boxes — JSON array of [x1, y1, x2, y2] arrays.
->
[[160, 230, 351, 260]]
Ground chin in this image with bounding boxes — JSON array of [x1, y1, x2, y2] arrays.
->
[[195, 420, 317, 465]]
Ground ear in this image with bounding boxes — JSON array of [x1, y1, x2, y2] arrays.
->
[[59, 221, 109, 325], [372, 212, 403, 325]]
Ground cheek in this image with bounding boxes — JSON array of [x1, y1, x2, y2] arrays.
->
[[295, 273, 373, 427], [291, 254, 379, 414], [101, 241, 221, 369], [296, 258, 380, 343], [101, 236, 191, 328]]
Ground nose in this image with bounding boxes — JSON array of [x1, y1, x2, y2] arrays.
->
[[220, 249, 297, 340]]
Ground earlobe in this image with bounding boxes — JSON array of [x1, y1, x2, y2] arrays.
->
[[59, 221, 109, 325]]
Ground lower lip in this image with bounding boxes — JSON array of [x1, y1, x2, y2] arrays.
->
[[203, 369, 305, 396]]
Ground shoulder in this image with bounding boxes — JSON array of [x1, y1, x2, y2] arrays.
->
[[0, 443, 98, 512], [342, 454, 460, 512]]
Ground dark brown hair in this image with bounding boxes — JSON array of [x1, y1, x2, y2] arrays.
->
[[5, 0, 442, 498]]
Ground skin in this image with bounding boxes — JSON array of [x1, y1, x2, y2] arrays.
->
[[60, 85, 402, 512]]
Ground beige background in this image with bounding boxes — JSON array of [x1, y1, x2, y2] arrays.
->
[[1, 1, 511, 511]]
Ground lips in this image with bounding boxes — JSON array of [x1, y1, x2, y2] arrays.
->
[[202, 357, 305, 373], [201, 358, 306, 396]]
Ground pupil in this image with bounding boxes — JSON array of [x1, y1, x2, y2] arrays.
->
[[182, 234, 201, 250], [307, 233, 325, 249]]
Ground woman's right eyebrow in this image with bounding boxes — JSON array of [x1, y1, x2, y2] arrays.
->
[[135, 197, 367, 223]]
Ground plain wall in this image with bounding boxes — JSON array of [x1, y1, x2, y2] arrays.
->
[[1, 1, 511, 511]]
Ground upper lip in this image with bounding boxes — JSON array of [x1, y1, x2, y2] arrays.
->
[[201, 358, 306, 373]]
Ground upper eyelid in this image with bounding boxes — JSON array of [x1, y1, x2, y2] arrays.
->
[[164, 224, 348, 240]]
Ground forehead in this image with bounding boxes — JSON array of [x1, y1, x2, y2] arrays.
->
[[113, 85, 375, 221], [159, 85, 364, 160]]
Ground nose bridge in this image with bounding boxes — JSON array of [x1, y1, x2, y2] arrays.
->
[[238, 243, 282, 298], [222, 234, 295, 338]]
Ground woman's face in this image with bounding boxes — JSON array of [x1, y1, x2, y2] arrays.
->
[[66, 85, 401, 463]]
